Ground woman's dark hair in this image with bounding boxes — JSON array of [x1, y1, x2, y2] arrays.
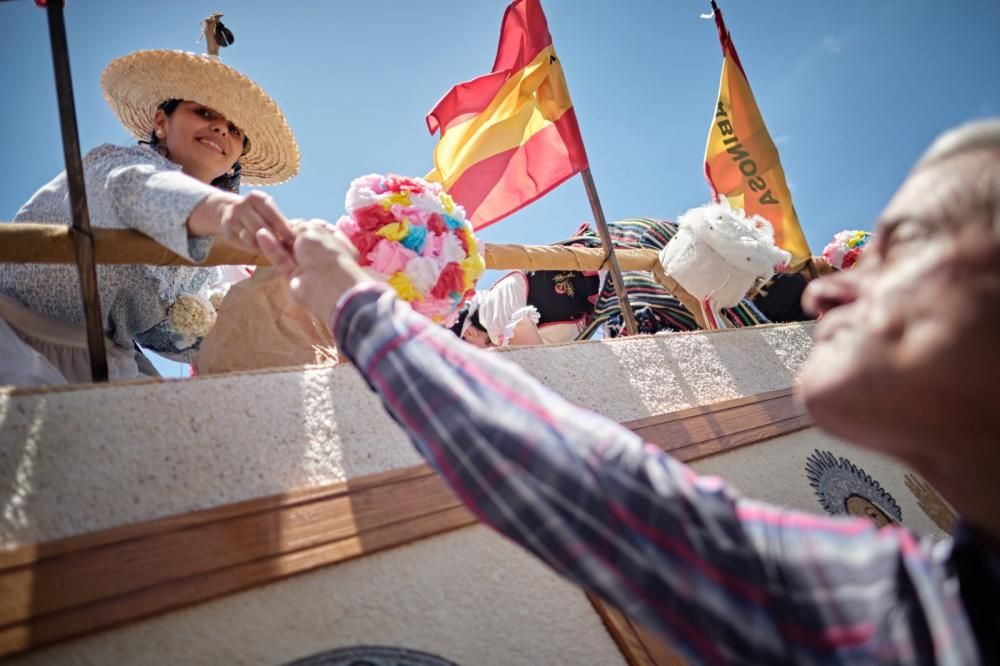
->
[[449, 305, 486, 338], [139, 99, 249, 194]]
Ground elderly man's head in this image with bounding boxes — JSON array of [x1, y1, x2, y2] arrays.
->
[[801, 120, 1000, 490]]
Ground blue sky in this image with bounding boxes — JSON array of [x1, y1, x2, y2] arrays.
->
[[2, 0, 999, 377]]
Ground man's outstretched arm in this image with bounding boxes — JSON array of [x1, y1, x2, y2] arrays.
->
[[334, 283, 972, 665], [258, 225, 976, 665]]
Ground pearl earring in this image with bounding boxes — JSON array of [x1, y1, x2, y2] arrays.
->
[[156, 129, 164, 139]]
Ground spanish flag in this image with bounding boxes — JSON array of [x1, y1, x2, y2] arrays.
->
[[426, 0, 588, 230], [704, 3, 811, 269]]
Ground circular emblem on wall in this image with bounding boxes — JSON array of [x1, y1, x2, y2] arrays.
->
[[805, 449, 902, 527], [284, 646, 460, 666]]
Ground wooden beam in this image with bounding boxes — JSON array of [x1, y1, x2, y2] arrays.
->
[[0, 389, 810, 658], [621, 387, 811, 463], [0, 224, 709, 327], [588, 595, 688, 666], [0, 223, 661, 271], [0, 465, 477, 656], [0, 224, 270, 267]]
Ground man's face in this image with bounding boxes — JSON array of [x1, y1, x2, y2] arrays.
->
[[801, 147, 1000, 458]]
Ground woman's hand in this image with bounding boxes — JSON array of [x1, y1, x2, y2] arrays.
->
[[188, 190, 295, 253], [257, 221, 374, 325]]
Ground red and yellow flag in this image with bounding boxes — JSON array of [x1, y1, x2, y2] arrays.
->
[[426, 0, 588, 230], [705, 5, 811, 269]]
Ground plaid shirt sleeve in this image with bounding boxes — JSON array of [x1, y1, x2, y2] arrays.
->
[[334, 284, 980, 665]]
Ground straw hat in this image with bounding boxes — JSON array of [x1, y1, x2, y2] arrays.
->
[[100, 15, 299, 186]]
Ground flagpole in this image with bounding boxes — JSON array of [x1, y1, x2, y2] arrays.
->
[[45, 0, 109, 383], [579, 168, 640, 336], [803, 256, 819, 280]]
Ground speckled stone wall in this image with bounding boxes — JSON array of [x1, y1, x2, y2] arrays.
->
[[0, 322, 813, 547], [0, 322, 817, 665]]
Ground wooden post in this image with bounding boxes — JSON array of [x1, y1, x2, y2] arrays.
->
[[45, 0, 108, 382], [580, 168, 640, 336]]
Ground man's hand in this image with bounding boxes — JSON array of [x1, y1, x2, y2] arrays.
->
[[257, 221, 374, 325]]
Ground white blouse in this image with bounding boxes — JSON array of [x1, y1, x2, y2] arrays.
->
[[1, 143, 224, 362]]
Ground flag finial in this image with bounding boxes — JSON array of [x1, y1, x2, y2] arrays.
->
[[199, 13, 234, 57]]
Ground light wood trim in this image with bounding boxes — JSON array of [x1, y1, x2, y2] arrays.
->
[[0, 506, 474, 657], [0, 470, 466, 627], [622, 387, 811, 462], [589, 595, 687, 666], [622, 387, 797, 432], [0, 465, 476, 657], [0, 464, 442, 571], [0, 223, 705, 328], [0, 223, 660, 272], [0, 388, 809, 658]]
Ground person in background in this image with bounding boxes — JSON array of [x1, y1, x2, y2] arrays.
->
[[0, 17, 298, 386], [259, 119, 1000, 664], [450, 269, 601, 348], [451, 217, 775, 348], [752, 230, 871, 324]]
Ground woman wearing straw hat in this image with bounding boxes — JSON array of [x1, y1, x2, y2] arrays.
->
[[0, 16, 299, 386]]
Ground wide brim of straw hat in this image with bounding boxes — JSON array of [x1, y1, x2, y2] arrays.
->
[[101, 50, 299, 186]]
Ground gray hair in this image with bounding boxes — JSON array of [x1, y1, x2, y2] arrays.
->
[[917, 118, 1000, 236], [917, 118, 1000, 168]]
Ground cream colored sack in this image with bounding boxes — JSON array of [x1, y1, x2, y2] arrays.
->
[[194, 267, 337, 375]]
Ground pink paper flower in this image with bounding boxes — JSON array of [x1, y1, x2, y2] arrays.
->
[[421, 232, 445, 259], [336, 215, 360, 237], [384, 174, 426, 195], [367, 240, 418, 276], [391, 204, 433, 228]]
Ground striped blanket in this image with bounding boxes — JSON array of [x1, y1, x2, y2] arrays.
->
[[554, 218, 771, 339]]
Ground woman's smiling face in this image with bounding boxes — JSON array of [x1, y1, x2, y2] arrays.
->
[[153, 101, 246, 184]]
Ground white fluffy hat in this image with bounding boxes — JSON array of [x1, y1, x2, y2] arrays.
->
[[659, 197, 791, 308]]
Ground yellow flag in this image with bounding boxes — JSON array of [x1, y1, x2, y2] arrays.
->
[[705, 6, 811, 269]]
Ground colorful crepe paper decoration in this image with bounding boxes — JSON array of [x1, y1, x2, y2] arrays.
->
[[337, 174, 485, 326], [822, 230, 872, 271]]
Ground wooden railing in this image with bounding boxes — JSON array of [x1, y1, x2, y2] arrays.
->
[[0, 223, 708, 328]]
